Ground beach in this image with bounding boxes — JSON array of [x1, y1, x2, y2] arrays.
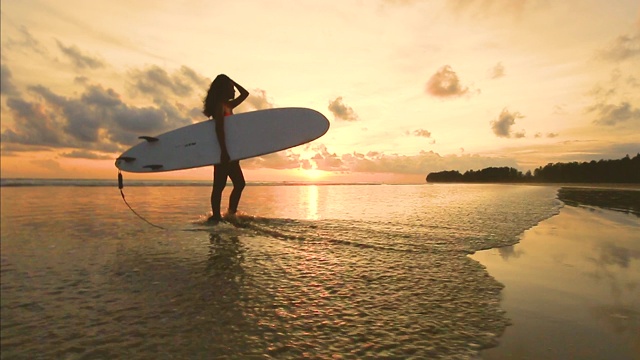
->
[[473, 187, 640, 360]]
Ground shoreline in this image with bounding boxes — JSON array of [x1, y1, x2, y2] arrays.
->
[[471, 188, 640, 359]]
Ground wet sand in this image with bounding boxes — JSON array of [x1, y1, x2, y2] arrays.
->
[[471, 188, 640, 359]]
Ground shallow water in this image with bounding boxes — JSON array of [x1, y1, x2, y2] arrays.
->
[[1, 184, 560, 359]]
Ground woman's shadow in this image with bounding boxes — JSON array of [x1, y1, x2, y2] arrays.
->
[[201, 233, 270, 355]]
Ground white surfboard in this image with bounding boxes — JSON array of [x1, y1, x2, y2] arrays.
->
[[115, 107, 330, 173]]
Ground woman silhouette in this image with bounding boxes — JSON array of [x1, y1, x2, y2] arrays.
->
[[203, 74, 249, 223]]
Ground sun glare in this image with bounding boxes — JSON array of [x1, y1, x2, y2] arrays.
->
[[304, 168, 325, 180]]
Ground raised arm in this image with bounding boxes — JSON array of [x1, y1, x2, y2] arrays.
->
[[228, 79, 249, 109]]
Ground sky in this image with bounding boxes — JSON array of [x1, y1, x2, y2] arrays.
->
[[1, 0, 639, 183]]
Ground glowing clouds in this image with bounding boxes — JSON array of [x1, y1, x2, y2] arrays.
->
[[599, 32, 640, 62], [56, 40, 105, 70], [128, 65, 208, 99], [311, 144, 347, 171], [413, 129, 432, 138], [0, 64, 19, 96], [239, 89, 275, 112], [425, 65, 470, 98], [328, 97, 359, 121], [590, 102, 640, 126], [409, 129, 436, 144], [491, 109, 525, 138], [1, 83, 173, 152]]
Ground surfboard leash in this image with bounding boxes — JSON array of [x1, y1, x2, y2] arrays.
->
[[118, 171, 167, 230]]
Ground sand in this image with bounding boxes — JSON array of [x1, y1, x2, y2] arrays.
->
[[471, 188, 640, 359]]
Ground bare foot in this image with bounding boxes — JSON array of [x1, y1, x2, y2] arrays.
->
[[207, 215, 222, 224]]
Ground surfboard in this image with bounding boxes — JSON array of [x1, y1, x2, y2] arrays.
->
[[115, 107, 330, 173]]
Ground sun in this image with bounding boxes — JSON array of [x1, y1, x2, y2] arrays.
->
[[304, 168, 325, 180], [297, 158, 327, 180]]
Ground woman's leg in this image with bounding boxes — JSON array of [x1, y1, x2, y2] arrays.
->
[[227, 161, 246, 214], [211, 164, 228, 220]]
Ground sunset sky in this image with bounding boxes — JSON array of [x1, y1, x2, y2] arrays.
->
[[1, 0, 639, 183]]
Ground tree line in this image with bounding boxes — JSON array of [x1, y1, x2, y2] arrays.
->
[[426, 154, 640, 183]]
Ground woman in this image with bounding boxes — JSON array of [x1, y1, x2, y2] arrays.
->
[[203, 74, 249, 223]]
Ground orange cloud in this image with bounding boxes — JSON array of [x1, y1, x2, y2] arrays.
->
[[426, 65, 471, 98]]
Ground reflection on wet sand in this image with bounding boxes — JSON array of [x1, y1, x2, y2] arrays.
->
[[206, 233, 245, 283], [472, 205, 640, 359], [497, 245, 524, 260]]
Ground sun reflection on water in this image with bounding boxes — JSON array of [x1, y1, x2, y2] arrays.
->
[[305, 185, 319, 220]]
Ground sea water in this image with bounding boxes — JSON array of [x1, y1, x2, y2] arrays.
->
[[1, 182, 561, 359]]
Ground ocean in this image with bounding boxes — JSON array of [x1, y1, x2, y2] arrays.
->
[[1, 181, 564, 359]]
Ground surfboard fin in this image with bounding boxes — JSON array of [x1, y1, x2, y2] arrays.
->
[[116, 156, 136, 162], [139, 136, 159, 142], [143, 164, 163, 170]]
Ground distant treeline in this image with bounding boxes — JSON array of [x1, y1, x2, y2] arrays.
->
[[426, 154, 640, 183]]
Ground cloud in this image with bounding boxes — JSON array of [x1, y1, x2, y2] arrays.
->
[[513, 130, 526, 138], [81, 84, 123, 107], [590, 102, 640, 126], [1, 64, 20, 96], [127, 67, 267, 118], [490, 108, 525, 138], [29, 84, 110, 143], [2, 97, 64, 147], [236, 142, 523, 177], [489, 62, 505, 79], [238, 89, 275, 113], [497, 141, 640, 170], [328, 97, 359, 121], [229, 139, 540, 176], [243, 150, 309, 170], [588, 68, 637, 101], [412, 129, 432, 138], [627, 75, 640, 88], [425, 65, 470, 98], [336, 149, 519, 175], [56, 40, 105, 69], [242, 145, 348, 172], [0, 62, 273, 158], [128, 65, 208, 99], [4, 26, 47, 56], [61, 150, 113, 160], [585, 68, 640, 127], [599, 32, 640, 62], [535, 132, 559, 138], [312, 144, 348, 171], [0, 143, 52, 155], [1, 83, 191, 153], [249, 144, 518, 176]]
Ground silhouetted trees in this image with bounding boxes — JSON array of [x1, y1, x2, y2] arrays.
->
[[426, 154, 640, 183]]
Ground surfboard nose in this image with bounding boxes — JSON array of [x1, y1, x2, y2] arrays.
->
[[115, 156, 136, 169]]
